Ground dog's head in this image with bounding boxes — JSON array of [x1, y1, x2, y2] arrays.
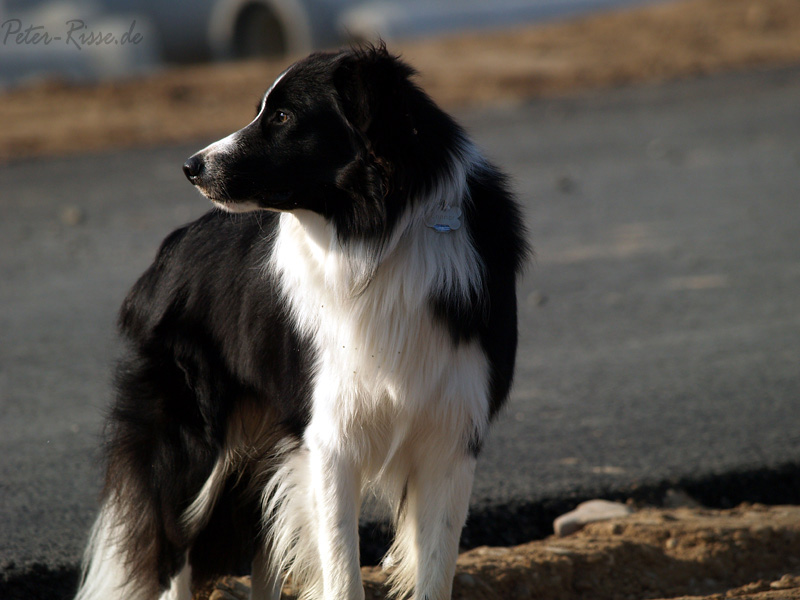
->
[[184, 44, 463, 240]]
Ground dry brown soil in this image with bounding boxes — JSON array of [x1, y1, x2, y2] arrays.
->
[[2, 0, 800, 161], [199, 505, 800, 600]]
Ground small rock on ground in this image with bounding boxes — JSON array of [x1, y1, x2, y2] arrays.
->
[[553, 498, 634, 537]]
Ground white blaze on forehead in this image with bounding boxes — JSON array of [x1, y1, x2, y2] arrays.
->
[[255, 65, 293, 121], [200, 65, 294, 157]]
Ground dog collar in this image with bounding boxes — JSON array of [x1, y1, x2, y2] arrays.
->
[[425, 205, 462, 232]]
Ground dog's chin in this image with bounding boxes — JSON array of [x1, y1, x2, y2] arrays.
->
[[209, 198, 264, 214], [206, 191, 295, 214]]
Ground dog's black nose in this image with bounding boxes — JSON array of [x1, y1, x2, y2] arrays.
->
[[183, 155, 204, 183]]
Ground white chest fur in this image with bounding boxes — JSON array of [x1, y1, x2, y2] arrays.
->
[[271, 204, 490, 460]]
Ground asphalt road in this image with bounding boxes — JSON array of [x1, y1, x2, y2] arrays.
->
[[2, 66, 799, 595]]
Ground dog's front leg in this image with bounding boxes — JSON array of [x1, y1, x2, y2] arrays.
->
[[411, 453, 476, 600], [387, 440, 477, 600], [306, 427, 364, 600]]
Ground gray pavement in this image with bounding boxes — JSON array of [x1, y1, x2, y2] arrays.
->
[[2, 66, 800, 595]]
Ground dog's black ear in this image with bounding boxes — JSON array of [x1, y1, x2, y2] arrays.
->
[[333, 43, 419, 158]]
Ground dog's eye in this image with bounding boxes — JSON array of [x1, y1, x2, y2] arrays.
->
[[272, 110, 290, 125]]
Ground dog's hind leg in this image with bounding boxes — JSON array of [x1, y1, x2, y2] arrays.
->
[[159, 561, 192, 600], [250, 548, 282, 600]]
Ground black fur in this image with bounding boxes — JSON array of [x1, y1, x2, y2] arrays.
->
[[105, 211, 315, 591]]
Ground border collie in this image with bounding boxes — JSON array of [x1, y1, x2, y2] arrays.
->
[[75, 44, 527, 600]]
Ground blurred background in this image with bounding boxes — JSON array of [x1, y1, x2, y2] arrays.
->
[[1, 0, 799, 159], [2, 1, 800, 599], [0, 0, 666, 86]]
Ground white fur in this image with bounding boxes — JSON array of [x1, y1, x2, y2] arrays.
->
[[75, 503, 150, 600], [77, 505, 194, 600], [261, 146, 491, 599], [158, 562, 192, 600], [199, 129, 240, 157], [180, 456, 229, 535]]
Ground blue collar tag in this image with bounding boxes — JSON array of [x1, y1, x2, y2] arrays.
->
[[425, 206, 462, 232]]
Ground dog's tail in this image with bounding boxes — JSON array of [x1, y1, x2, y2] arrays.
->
[[74, 499, 157, 600]]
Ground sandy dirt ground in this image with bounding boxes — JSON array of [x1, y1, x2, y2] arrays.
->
[[200, 505, 800, 600], [2, 0, 800, 161]]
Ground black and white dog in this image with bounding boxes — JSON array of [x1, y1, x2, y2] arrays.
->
[[75, 45, 527, 600]]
